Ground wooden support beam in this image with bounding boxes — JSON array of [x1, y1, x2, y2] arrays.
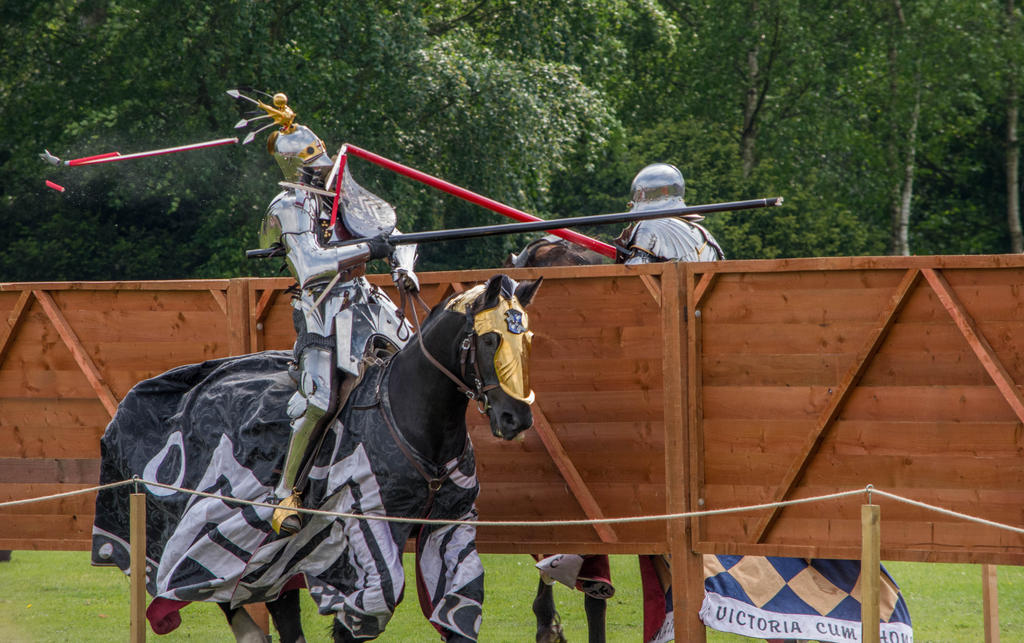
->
[[639, 274, 662, 307], [983, 564, 1000, 643], [530, 404, 618, 543], [861, 504, 881, 643], [691, 272, 717, 309], [753, 268, 920, 542], [923, 268, 1024, 424], [668, 263, 706, 643], [34, 290, 120, 418], [208, 288, 228, 315], [226, 279, 251, 356], [0, 289, 32, 368], [249, 286, 281, 352]]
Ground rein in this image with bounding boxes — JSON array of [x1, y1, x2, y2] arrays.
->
[[405, 291, 497, 414]]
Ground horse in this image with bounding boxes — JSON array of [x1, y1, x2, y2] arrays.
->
[[91, 273, 543, 643]]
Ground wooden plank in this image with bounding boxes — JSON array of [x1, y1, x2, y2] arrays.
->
[[751, 269, 920, 542], [704, 351, 1000, 387], [0, 290, 32, 368], [0, 515, 94, 540], [0, 484, 95, 515], [0, 425, 105, 459], [527, 405, 619, 543], [530, 357, 661, 391], [530, 390, 664, 423], [703, 419, 1024, 458], [34, 290, 120, 418], [683, 253, 1024, 275], [701, 287, 907, 324], [923, 268, 1024, 423], [0, 538, 91, 551], [702, 384, 1024, 423], [16, 309, 231, 343], [0, 458, 100, 484]]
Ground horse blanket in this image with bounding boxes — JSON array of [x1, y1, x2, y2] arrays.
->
[[702, 555, 913, 643], [91, 351, 484, 640]]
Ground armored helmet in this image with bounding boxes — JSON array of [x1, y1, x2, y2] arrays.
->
[[628, 163, 686, 212], [268, 123, 333, 183]]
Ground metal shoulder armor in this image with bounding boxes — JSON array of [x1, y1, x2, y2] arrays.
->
[[624, 218, 724, 263]]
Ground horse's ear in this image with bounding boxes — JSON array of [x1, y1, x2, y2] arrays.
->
[[479, 274, 507, 310], [515, 277, 543, 307]]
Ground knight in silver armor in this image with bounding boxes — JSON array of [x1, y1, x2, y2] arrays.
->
[[615, 163, 725, 263], [252, 93, 419, 534]]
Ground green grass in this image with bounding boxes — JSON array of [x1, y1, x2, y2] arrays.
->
[[0, 552, 1021, 642]]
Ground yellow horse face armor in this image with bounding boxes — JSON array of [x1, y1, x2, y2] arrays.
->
[[446, 284, 535, 404], [473, 297, 534, 404]]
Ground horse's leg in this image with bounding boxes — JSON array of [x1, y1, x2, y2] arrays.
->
[[266, 589, 306, 643], [533, 578, 566, 643], [217, 602, 269, 643], [583, 594, 607, 643]]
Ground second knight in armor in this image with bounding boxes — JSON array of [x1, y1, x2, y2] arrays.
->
[[615, 163, 725, 263], [254, 94, 419, 534]]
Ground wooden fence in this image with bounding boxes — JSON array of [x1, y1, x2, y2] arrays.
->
[[3, 255, 1024, 640]]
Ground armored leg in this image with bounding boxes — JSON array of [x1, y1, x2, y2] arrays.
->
[[273, 345, 337, 534]]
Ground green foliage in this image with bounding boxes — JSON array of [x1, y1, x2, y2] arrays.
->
[[1, 0, 1020, 281]]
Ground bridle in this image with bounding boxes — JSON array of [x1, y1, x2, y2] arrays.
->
[[404, 290, 498, 414]]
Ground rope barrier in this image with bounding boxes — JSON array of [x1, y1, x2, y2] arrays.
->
[[3, 480, 1023, 535]]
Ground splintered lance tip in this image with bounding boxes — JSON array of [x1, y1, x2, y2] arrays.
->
[[45, 180, 66, 193]]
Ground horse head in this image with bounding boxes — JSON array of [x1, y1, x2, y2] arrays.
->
[[440, 274, 543, 440]]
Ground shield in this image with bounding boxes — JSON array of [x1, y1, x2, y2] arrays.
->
[[339, 164, 396, 238]]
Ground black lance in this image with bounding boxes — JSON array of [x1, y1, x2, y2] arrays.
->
[[246, 196, 783, 258]]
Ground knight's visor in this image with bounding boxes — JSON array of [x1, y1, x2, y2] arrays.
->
[[473, 298, 535, 404]]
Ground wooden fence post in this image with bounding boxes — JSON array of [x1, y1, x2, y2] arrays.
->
[[130, 492, 147, 643], [227, 278, 252, 356], [983, 564, 1000, 642], [861, 504, 880, 643]]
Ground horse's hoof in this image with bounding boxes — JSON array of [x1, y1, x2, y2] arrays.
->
[[536, 618, 566, 643]]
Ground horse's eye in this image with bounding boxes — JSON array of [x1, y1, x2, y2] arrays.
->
[[481, 334, 498, 348]]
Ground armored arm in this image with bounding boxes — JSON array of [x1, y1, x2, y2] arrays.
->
[[261, 191, 377, 287]]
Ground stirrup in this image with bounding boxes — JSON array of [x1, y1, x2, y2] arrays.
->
[[271, 493, 302, 535]]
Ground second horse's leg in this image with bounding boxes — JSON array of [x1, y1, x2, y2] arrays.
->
[[266, 588, 306, 643], [583, 594, 607, 643], [533, 578, 566, 643]]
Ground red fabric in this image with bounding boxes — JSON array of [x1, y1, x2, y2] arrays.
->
[[639, 555, 668, 643], [147, 598, 189, 634], [145, 575, 307, 634], [576, 554, 611, 586], [414, 529, 441, 638]]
